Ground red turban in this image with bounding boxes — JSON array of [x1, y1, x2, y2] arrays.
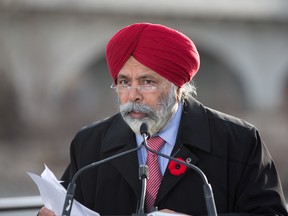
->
[[106, 22, 200, 87]]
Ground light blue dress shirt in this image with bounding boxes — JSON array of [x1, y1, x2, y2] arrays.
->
[[136, 102, 183, 175]]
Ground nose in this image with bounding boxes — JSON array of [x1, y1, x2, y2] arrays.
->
[[128, 87, 143, 102]]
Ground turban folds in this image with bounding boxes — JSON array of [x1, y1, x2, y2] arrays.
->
[[106, 23, 200, 87]]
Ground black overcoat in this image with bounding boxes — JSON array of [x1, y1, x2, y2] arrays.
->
[[61, 97, 288, 216]]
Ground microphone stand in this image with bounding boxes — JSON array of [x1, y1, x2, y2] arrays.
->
[[61, 142, 144, 216], [135, 165, 149, 216], [132, 128, 150, 216]]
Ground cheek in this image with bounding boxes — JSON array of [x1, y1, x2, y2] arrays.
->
[[149, 97, 161, 108], [146, 92, 166, 109], [117, 93, 128, 104]]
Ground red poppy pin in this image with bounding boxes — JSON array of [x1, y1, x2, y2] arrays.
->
[[168, 157, 187, 176]]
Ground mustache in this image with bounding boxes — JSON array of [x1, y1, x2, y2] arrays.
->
[[119, 102, 157, 120]]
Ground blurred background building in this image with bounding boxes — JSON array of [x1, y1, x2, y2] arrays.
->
[[0, 0, 287, 202]]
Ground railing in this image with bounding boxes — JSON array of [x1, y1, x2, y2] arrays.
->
[[0, 196, 43, 216]]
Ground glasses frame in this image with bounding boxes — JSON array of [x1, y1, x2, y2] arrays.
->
[[110, 80, 167, 93]]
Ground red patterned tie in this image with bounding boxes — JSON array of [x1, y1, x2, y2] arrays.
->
[[145, 136, 165, 212]]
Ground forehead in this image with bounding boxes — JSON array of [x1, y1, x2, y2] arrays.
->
[[117, 56, 163, 80]]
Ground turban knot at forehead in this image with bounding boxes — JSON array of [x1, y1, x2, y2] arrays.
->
[[106, 22, 200, 87]]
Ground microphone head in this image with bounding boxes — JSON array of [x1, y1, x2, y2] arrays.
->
[[140, 123, 150, 138]]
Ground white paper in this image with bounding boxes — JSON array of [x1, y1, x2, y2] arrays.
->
[[28, 164, 99, 216]]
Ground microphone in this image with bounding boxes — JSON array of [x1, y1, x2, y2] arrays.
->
[[143, 125, 218, 216], [140, 122, 150, 140], [61, 137, 144, 216]]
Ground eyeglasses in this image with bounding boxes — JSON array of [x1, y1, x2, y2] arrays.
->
[[110, 80, 167, 93]]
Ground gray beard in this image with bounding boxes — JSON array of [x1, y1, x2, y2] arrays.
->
[[119, 89, 178, 136]]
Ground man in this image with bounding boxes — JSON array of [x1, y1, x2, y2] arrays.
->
[[39, 22, 288, 216]]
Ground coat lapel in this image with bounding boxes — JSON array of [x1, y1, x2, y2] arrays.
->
[[156, 97, 212, 205], [101, 115, 142, 200]]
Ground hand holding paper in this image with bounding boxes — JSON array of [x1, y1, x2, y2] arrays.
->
[[28, 165, 99, 216]]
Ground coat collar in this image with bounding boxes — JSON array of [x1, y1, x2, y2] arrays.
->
[[101, 114, 135, 153], [178, 96, 211, 153]]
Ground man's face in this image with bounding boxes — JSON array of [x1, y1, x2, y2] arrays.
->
[[116, 56, 179, 135]]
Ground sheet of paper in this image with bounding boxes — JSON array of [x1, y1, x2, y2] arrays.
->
[[28, 164, 99, 216]]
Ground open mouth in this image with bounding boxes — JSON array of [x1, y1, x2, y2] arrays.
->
[[128, 111, 147, 119]]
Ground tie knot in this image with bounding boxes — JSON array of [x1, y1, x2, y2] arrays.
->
[[147, 136, 165, 151]]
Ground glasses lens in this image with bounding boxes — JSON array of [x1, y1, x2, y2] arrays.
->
[[118, 85, 130, 92], [111, 80, 166, 92]]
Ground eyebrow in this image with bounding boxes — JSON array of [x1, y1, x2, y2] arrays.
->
[[117, 73, 158, 81]]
